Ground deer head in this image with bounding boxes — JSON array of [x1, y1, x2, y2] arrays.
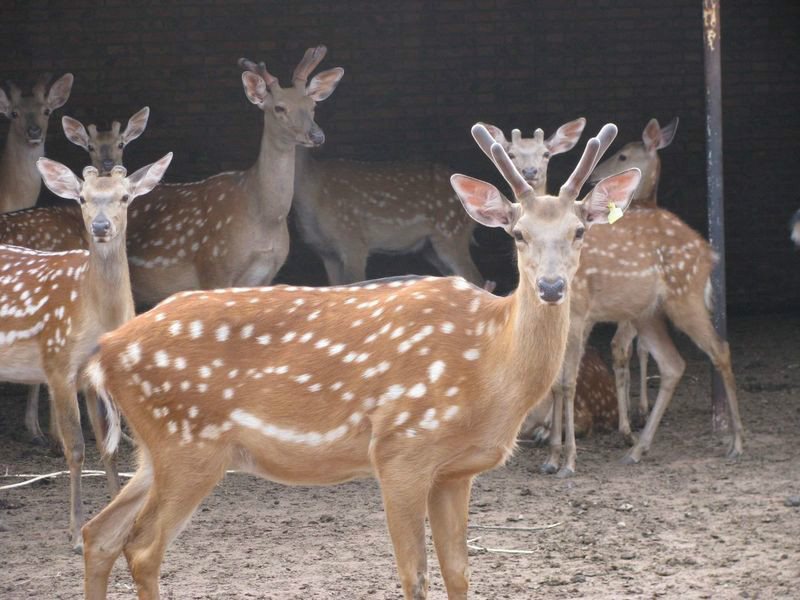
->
[[451, 124, 641, 304], [589, 117, 678, 201], [238, 45, 343, 149], [0, 73, 73, 146], [36, 153, 172, 246], [480, 118, 586, 192], [62, 107, 150, 174]]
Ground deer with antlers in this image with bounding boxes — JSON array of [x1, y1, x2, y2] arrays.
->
[[79, 123, 638, 599], [1, 108, 151, 445], [0, 73, 74, 213], [123, 46, 342, 305], [540, 121, 743, 477], [480, 118, 620, 440], [0, 152, 172, 552], [293, 149, 485, 286]]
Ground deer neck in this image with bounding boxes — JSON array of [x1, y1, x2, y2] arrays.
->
[[292, 145, 319, 201], [487, 279, 570, 415], [0, 130, 43, 208], [635, 155, 661, 206], [83, 234, 134, 331], [244, 116, 297, 219]]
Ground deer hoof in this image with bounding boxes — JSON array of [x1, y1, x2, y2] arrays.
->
[[555, 467, 574, 479], [619, 452, 640, 466], [539, 462, 558, 475], [726, 446, 742, 461], [31, 434, 48, 447]]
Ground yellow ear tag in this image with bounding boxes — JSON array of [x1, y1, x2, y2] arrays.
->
[[607, 202, 623, 224]]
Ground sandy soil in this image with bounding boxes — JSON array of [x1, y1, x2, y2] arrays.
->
[[1, 314, 798, 599]]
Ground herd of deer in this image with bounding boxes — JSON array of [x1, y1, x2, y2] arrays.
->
[[0, 47, 749, 599]]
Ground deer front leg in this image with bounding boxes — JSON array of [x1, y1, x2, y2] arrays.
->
[[47, 373, 85, 553], [540, 388, 562, 474], [611, 322, 636, 443], [232, 249, 279, 287], [635, 333, 651, 429], [428, 476, 473, 599]]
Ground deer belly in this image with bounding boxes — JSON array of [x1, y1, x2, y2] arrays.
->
[[366, 217, 429, 254], [129, 264, 201, 306], [0, 341, 45, 384]]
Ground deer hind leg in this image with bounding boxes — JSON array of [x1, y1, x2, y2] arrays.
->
[[123, 455, 227, 600], [621, 316, 685, 465], [428, 476, 473, 600], [320, 252, 346, 285], [83, 388, 120, 497], [636, 333, 651, 428], [83, 462, 154, 600], [611, 322, 637, 441], [666, 298, 744, 459], [47, 373, 85, 552], [24, 384, 46, 444], [426, 233, 484, 287], [338, 246, 369, 284]]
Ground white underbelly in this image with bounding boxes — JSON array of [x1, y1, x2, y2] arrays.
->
[[0, 341, 45, 384]]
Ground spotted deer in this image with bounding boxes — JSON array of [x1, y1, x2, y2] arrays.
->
[[541, 208, 744, 478], [79, 123, 639, 600], [480, 117, 586, 195], [124, 46, 342, 306], [63, 106, 150, 174], [0, 73, 74, 213], [480, 118, 620, 440], [0, 152, 173, 552], [590, 117, 679, 433], [292, 150, 485, 286]]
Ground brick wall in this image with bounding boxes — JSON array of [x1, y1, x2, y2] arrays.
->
[[0, 0, 798, 312]]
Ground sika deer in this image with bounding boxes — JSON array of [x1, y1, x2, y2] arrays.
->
[[125, 46, 343, 305], [63, 107, 150, 174], [292, 150, 485, 286], [80, 123, 638, 599], [0, 152, 172, 551], [0, 73, 74, 212], [541, 208, 744, 477]]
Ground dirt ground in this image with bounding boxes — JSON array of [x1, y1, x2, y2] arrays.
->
[[1, 314, 798, 599]]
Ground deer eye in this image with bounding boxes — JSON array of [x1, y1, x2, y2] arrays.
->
[[619, 154, 627, 161], [120, 194, 130, 204], [543, 151, 551, 158], [274, 105, 287, 114], [43, 108, 51, 116], [10, 111, 18, 119], [507, 152, 516, 160], [513, 230, 525, 243], [78, 196, 86, 205], [118, 142, 124, 149], [88, 145, 95, 152], [574, 227, 586, 241]]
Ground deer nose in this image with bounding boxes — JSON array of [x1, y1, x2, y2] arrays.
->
[[27, 125, 42, 139], [522, 167, 538, 180], [92, 218, 111, 238], [101, 159, 115, 173], [309, 128, 325, 146], [536, 277, 566, 303]]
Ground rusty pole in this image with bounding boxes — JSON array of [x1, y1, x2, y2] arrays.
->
[[702, 0, 729, 432]]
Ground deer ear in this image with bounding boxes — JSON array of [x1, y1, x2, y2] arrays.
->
[[46, 73, 73, 111], [306, 67, 344, 101], [546, 117, 586, 155], [122, 106, 150, 144], [478, 122, 509, 148], [0, 88, 11, 117], [580, 168, 641, 226], [37, 158, 82, 201], [128, 152, 173, 200], [657, 117, 679, 150], [451, 174, 518, 231], [62, 116, 90, 150], [242, 72, 269, 107]]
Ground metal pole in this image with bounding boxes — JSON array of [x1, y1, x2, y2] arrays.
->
[[702, 0, 729, 432]]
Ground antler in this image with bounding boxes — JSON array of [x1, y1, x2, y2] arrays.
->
[[32, 73, 52, 99], [237, 57, 278, 88], [559, 123, 617, 200], [471, 124, 532, 199], [293, 45, 327, 88]]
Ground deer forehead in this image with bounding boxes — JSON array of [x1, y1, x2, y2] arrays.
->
[[510, 138, 547, 156], [90, 129, 121, 145]]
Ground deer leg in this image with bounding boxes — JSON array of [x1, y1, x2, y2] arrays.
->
[[427, 234, 484, 287], [636, 332, 651, 428], [320, 253, 346, 285], [540, 388, 562, 474], [232, 249, 278, 287], [611, 322, 636, 441], [24, 384, 46, 444], [83, 462, 154, 600], [47, 373, 85, 552], [123, 456, 226, 600], [339, 250, 369, 284], [428, 476, 472, 600], [667, 300, 744, 459], [622, 317, 685, 465], [83, 388, 120, 497]]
